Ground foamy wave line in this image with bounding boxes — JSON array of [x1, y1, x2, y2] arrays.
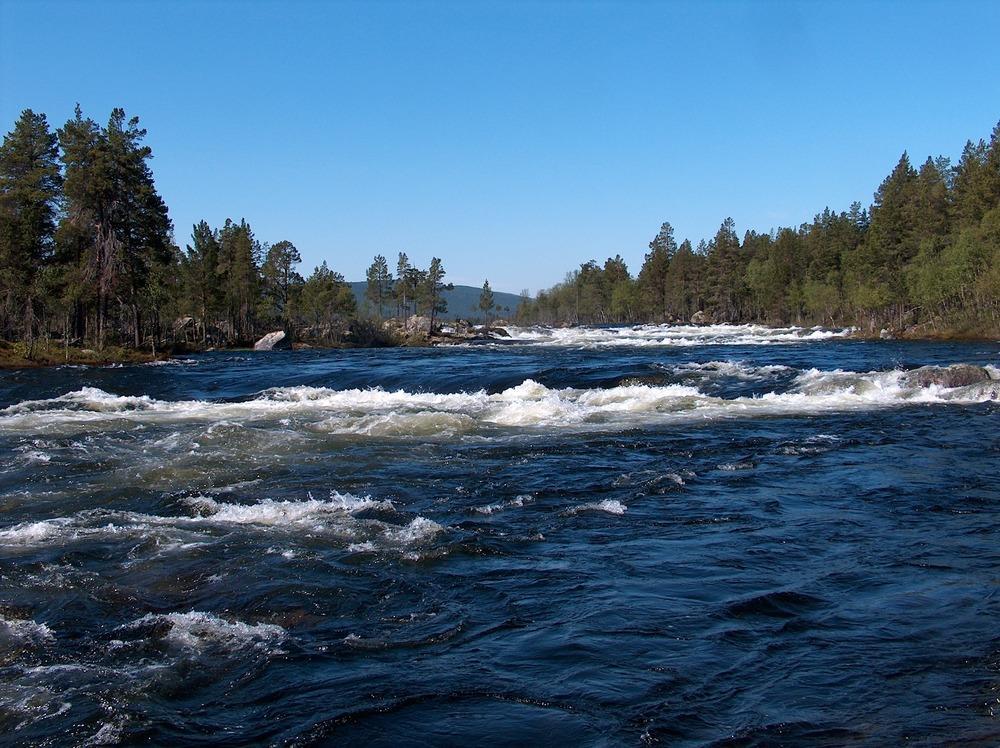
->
[[0, 493, 443, 554], [0, 616, 55, 643], [496, 323, 853, 348], [566, 499, 628, 515], [124, 611, 285, 650], [1, 365, 996, 436]]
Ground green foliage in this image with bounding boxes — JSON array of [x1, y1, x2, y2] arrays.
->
[[364, 254, 392, 318], [0, 109, 62, 343], [520, 120, 1000, 334], [478, 279, 495, 322]]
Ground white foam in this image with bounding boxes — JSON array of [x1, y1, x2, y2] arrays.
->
[[496, 323, 852, 348], [568, 499, 627, 515], [0, 518, 75, 545], [385, 517, 444, 544], [128, 611, 285, 650], [0, 493, 443, 559], [1, 363, 995, 439], [474, 495, 531, 515], [0, 616, 55, 643], [182, 491, 392, 527], [671, 360, 793, 378]]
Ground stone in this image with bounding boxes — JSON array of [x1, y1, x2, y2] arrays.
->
[[904, 364, 994, 388], [405, 315, 432, 334], [253, 331, 290, 351]]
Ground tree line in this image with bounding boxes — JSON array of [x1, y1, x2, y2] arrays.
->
[[0, 106, 468, 354], [517, 122, 1000, 335]]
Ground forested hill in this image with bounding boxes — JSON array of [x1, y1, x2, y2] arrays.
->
[[517, 121, 1000, 337], [349, 283, 523, 321]]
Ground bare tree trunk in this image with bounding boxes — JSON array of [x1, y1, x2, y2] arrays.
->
[[133, 303, 140, 348]]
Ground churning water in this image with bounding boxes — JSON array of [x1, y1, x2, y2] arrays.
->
[[1, 324, 999, 745]]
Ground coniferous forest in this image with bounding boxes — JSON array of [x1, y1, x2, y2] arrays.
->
[[1, 107, 999, 364], [517, 122, 1000, 336], [0, 107, 480, 361]]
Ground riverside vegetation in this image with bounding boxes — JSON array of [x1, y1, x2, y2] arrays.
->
[[1, 107, 998, 366], [517, 122, 1000, 338], [0, 106, 506, 365]]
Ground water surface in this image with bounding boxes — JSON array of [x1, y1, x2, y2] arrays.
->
[[2, 325, 999, 745]]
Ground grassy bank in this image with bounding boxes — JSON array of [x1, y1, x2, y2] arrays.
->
[[0, 340, 163, 369]]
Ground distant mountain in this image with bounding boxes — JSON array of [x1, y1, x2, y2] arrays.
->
[[348, 283, 524, 321]]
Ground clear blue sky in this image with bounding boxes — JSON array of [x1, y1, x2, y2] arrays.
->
[[2, 1, 998, 293]]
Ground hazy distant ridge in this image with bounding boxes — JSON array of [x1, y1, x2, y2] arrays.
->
[[349, 283, 524, 320]]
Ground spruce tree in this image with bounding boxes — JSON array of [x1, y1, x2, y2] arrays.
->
[[636, 221, 676, 319]]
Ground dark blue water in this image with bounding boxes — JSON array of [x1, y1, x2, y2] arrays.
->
[[1, 328, 999, 745]]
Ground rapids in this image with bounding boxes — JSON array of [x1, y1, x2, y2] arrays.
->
[[1, 324, 998, 745]]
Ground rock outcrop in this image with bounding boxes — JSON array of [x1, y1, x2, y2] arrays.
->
[[405, 315, 432, 334], [690, 310, 711, 325], [254, 331, 291, 351], [904, 364, 995, 388]]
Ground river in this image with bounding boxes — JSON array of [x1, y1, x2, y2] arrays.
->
[[1, 324, 998, 745]]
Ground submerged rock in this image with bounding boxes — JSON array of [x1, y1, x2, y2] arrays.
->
[[618, 374, 669, 387], [904, 364, 994, 388], [254, 331, 290, 351]]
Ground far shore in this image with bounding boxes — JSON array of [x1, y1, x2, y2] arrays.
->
[[1, 324, 998, 371]]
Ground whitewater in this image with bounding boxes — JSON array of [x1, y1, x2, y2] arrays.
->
[[1, 324, 998, 745]]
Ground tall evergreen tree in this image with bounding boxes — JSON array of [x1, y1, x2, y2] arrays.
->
[[394, 252, 411, 318], [636, 221, 676, 318], [56, 106, 172, 348], [705, 217, 745, 321], [217, 218, 261, 343], [364, 254, 392, 318], [262, 239, 303, 326], [478, 279, 495, 324], [423, 257, 451, 330], [0, 109, 62, 346], [183, 221, 222, 343]]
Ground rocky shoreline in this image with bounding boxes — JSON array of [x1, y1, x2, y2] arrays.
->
[[3, 317, 998, 370]]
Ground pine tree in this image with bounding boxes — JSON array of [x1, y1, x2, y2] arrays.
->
[[262, 240, 303, 326], [394, 252, 411, 318], [0, 109, 62, 347], [217, 218, 261, 343], [56, 106, 172, 349], [478, 279, 495, 325], [423, 257, 451, 330], [299, 261, 356, 328], [364, 254, 392, 318], [183, 221, 222, 343]]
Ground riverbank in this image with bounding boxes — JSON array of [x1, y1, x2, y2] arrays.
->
[[0, 341, 164, 369], [2, 320, 996, 370]]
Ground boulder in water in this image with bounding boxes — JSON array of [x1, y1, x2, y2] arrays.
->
[[904, 364, 994, 388], [254, 331, 290, 351], [690, 310, 711, 325]]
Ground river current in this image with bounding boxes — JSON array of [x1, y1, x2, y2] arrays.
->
[[1, 324, 998, 746]]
